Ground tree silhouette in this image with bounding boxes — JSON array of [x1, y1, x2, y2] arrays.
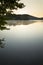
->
[[0, 0, 25, 15], [0, 0, 25, 30], [0, 16, 10, 30]]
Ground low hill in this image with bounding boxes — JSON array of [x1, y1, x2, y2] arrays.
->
[[3, 14, 43, 20]]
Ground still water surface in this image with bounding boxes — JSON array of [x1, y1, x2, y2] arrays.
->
[[0, 20, 43, 65]]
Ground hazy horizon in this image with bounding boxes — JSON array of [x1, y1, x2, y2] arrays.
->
[[13, 0, 43, 17]]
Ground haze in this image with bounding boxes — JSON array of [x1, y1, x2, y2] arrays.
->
[[13, 0, 43, 17]]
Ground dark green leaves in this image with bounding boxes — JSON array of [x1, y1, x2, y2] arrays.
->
[[0, 0, 25, 15]]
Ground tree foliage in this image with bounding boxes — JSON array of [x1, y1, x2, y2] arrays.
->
[[0, 0, 25, 30], [0, 16, 10, 30], [0, 0, 25, 15]]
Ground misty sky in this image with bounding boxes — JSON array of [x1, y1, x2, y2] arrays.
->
[[14, 0, 43, 17]]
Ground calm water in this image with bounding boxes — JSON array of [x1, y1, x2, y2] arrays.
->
[[0, 20, 43, 65]]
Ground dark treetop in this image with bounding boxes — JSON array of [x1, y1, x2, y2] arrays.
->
[[0, 0, 25, 15]]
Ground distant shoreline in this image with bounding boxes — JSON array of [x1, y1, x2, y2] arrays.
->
[[0, 14, 43, 20]]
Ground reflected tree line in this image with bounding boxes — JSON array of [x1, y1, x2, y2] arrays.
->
[[0, 38, 5, 48], [0, 0, 24, 48]]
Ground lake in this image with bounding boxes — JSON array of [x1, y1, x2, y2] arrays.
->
[[0, 20, 43, 65]]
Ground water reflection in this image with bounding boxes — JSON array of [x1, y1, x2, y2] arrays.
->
[[6, 20, 36, 26], [0, 18, 9, 48], [0, 20, 43, 65], [0, 38, 6, 48]]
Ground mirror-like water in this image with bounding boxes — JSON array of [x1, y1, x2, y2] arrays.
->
[[0, 20, 43, 65]]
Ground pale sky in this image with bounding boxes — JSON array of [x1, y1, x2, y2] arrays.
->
[[14, 0, 43, 17]]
